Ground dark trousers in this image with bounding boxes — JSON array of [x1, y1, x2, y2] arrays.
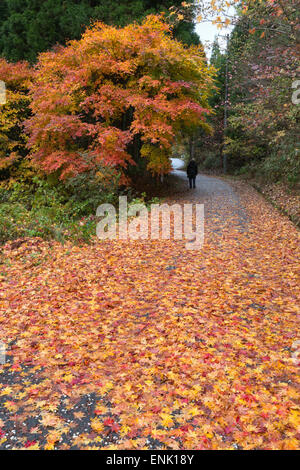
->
[[189, 176, 196, 188]]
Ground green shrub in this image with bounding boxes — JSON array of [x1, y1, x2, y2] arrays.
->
[[0, 202, 29, 243], [202, 152, 220, 170], [259, 146, 300, 187], [0, 166, 121, 245]]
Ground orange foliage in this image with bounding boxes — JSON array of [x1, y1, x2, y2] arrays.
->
[[25, 15, 214, 180], [0, 59, 33, 173]]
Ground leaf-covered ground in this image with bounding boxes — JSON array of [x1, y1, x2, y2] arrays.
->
[[257, 182, 300, 228], [0, 177, 299, 450]]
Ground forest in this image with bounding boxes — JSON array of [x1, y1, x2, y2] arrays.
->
[[0, 0, 299, 452], [0, 0, 298, 243]]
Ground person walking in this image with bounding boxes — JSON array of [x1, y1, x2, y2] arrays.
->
[[187, 158, 198, 189]]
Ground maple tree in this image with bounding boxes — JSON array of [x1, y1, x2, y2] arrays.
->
[[183, 0, 299, 184], [0, 59, 33, 177], [178, 0, 299, 32], [223, 0, 299, 182], [25, 15, 214, 180]]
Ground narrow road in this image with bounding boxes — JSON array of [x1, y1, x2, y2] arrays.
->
[[171, 158, 248, 234], [0, 160, 299, 449]]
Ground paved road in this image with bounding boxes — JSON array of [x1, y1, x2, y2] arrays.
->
[[0, 160, 298, 450], [171, 158, 249, 233]]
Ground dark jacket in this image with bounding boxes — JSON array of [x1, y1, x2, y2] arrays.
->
[[187, 160, 198, 178]]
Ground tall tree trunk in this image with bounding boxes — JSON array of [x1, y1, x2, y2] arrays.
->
[[189, 134, 195, 160]]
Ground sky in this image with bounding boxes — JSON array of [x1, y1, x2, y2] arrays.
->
[[194, 2, 236, 60], [196, 21, 224, 57]]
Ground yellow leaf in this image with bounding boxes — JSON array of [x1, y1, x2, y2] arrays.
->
[[62, 373, 74, 383], [91, 418, 104, 434], [160, 412, 174, 428], [288, 410, 300, 429]]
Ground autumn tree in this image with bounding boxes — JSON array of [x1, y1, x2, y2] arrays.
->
[[189, 0, 299, 181], [224, 0, 299, 181], [0, 59, 33, 179], [25, 15, 214, 181]]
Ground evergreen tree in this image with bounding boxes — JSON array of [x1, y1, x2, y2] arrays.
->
[[0, 1, 199, 62]]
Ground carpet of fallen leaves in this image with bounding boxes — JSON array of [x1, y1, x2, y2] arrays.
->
[[258, 182, 300, 227], [0, 181, 299, 450]]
